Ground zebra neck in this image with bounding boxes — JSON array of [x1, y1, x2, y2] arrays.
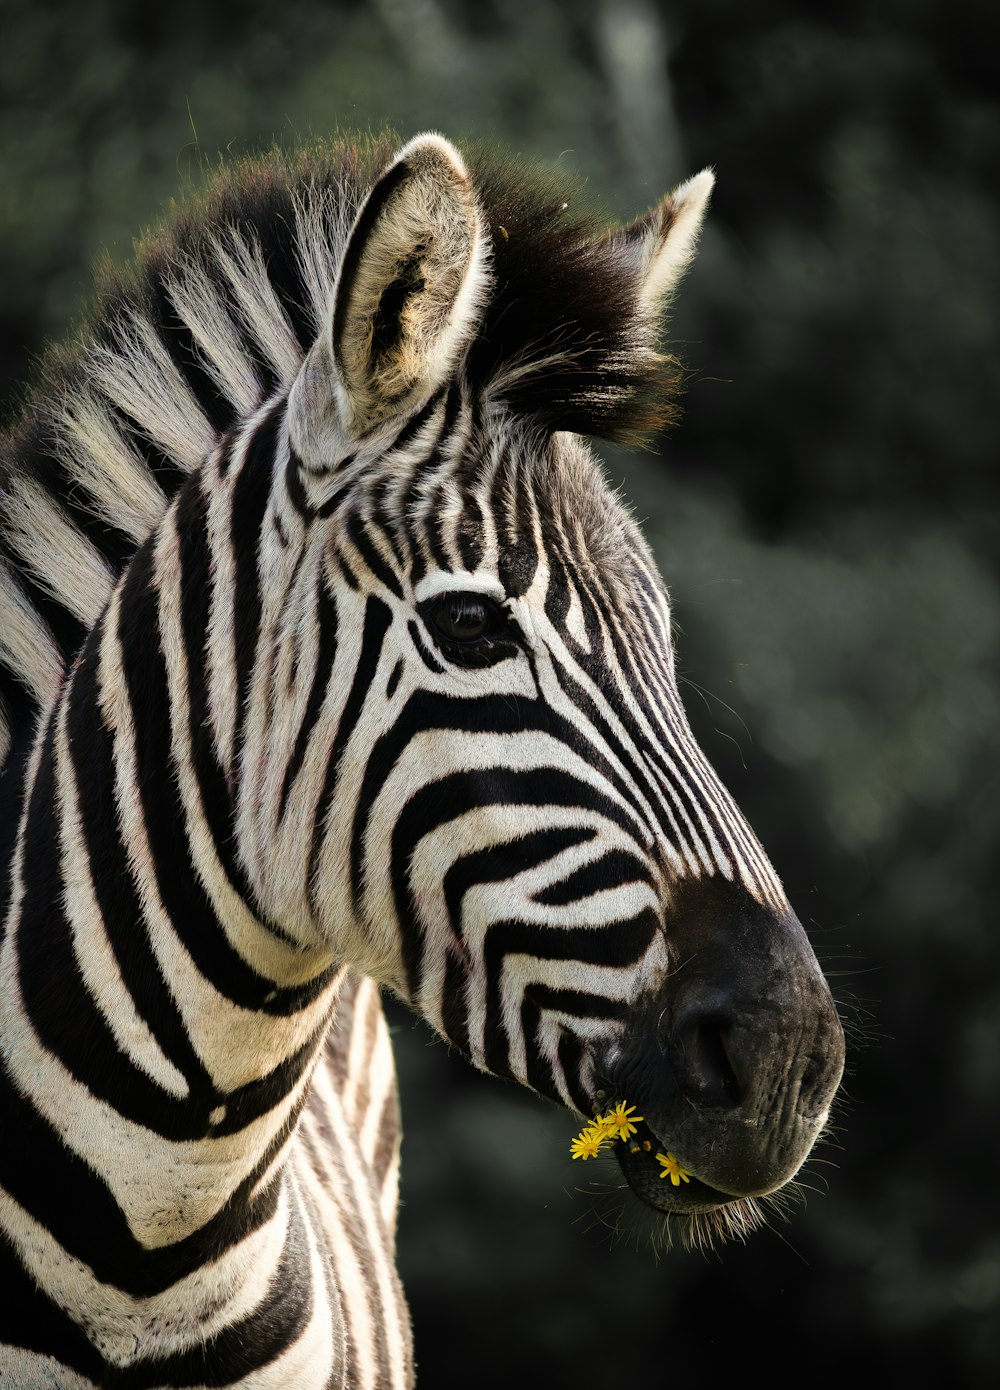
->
[[0, 462, 350, 1274]]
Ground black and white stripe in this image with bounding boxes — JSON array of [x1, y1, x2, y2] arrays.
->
[[0, 132, 844, 1384]]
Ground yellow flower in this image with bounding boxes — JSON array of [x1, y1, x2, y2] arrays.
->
[[605, 1101, 643, 1142], [567, 1099, 645, 1161], [590, 1112, 619, 1141], [570, 1128, 607, 1160], [656, 1152, 692, 1186]]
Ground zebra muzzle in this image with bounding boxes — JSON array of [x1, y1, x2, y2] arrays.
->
[[592, 875, 846, 1213]]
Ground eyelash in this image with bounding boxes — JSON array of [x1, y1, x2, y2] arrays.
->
[[419, 591, 519, 666]]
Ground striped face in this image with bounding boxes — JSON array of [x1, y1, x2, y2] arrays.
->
[[287, 416, 788, 1078], [237, 135, 845, 1226]]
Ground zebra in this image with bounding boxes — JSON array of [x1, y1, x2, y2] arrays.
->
[[0, 131, 845, 1387]]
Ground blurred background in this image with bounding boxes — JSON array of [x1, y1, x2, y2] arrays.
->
[[1, 0, 997, 1383]]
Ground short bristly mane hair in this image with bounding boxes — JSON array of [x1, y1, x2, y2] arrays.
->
[[0, 132, 683, 772]]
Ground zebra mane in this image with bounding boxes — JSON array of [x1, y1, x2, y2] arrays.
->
[[0, 132, 680, 769]]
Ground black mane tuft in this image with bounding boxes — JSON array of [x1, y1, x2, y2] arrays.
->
[[470, 151, 681, 444]]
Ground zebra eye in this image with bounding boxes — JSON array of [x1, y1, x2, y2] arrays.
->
[[427, 592, 506, 644]]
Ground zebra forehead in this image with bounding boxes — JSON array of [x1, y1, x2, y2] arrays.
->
[[373, 420, 661, 606], [490, 431, 663, 596]]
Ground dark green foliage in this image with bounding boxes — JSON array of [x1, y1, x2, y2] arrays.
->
[[1, 1, 997, 1383]]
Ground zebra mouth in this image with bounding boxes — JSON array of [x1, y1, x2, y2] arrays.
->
[[611, 1120, 735, 1215]]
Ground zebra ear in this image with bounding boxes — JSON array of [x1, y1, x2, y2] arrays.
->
[[611, 168, 715, 318], [327, 133, 490, 436]]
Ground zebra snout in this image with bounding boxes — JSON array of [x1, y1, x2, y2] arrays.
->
[[598, 875, 846, 1208]]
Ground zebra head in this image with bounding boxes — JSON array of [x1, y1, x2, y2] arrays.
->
[[240, 135, 845, 1231]]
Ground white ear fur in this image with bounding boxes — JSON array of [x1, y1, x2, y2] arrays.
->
[[328, 133, 490, 436], [613, 167, 715, 318]]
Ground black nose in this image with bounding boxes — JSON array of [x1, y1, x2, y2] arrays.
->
[[668, 990, 744, 1109]]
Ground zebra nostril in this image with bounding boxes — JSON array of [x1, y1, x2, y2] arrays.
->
[[670, 1001, 742, 1109]]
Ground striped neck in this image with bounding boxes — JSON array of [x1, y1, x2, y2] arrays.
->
[[0, 419, 346, 1299]]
